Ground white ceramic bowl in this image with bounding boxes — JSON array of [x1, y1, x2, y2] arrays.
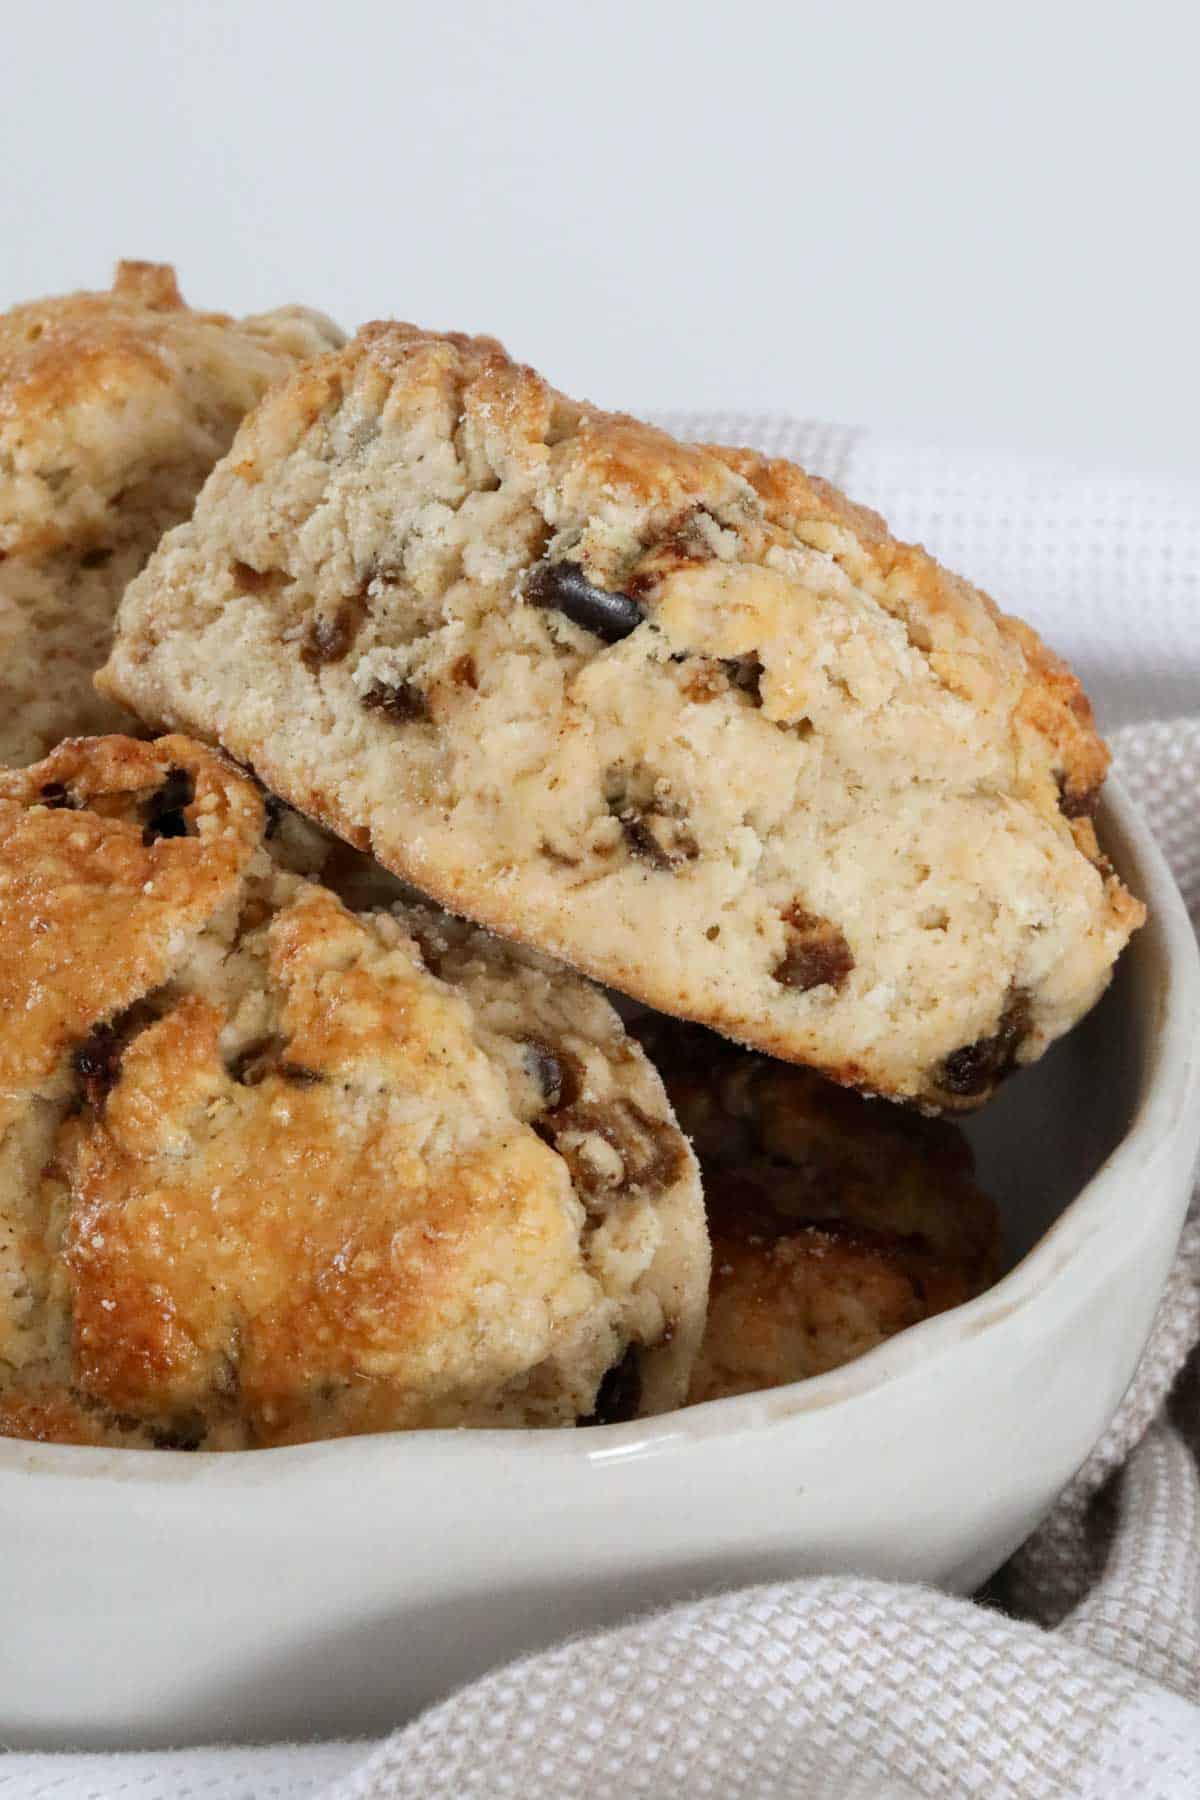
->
[[3, 778, 1197, 1751]]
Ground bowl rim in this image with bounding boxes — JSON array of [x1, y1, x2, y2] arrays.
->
[[6, 774, 1198, 1485]]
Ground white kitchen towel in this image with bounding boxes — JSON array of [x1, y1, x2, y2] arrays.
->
[[3, 423, 1197, 1800]]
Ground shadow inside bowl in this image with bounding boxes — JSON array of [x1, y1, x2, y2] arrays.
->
[[961, 940, 1144, 1271]]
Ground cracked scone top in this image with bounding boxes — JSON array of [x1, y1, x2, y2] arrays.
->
[[0, 736, 706, 1448], [101, 325, 1144, 1107], [0, 261, 343, 764]]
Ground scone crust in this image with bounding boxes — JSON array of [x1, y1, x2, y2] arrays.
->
[[0, 260, 342, 557], [0, 736, 706, 1448], [0, 263, 343, 764], [101, 324, 1143, 1106], [632, 1018, 1000, 1403]]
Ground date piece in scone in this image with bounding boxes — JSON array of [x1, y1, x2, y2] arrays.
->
[[0, 261, 343, 764], [631, 1018, 1000, 1403], [99, 324, 1143, 1107], [0, 736, 707, 1449]]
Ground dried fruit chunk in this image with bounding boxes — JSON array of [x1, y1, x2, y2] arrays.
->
[[773, 906, 855, 993], [526, 560, 644, 642]]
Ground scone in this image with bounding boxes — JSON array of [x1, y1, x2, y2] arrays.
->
[[0, 261, 343, 764], [100, 324, 1143, 1108], [630, 1017, 1000, 1403], [0, 736, 707, 1448]]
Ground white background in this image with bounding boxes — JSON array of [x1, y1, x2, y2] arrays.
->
[[2, 0, 1197, 475]]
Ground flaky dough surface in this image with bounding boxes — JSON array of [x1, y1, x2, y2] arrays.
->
[[102, 324, 1142, 1105], [0, 736, 706, 1447], [0, 262, 342, 763]]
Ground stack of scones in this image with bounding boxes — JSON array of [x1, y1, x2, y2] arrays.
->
[[0, 267, 1142, 1449]]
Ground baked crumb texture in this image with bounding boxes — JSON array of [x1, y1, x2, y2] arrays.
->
[[632, 1017, 1000, 1402], [101, 324, 1143, 1108], [0, 261, 343, 765], [0, 735, 707, 1449]]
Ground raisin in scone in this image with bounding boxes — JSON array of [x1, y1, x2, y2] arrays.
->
[[100, 324, 1143, 1108], [0, 261, 343, 764], [0, 735, 706, 1449], [630, 1018, 999, 1403]]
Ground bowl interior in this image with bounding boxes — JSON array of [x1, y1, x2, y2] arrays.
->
[[962, 943, 1142, 1270], [959, 773, 1176, 1275]]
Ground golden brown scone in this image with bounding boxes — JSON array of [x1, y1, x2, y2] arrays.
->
[[100, 323, 1142, 1107], [0, 736, 707, 1450], [0, 1382, 158, 1449], [0, 262, 343, 764], [630, 1018, 1000, 1403]]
